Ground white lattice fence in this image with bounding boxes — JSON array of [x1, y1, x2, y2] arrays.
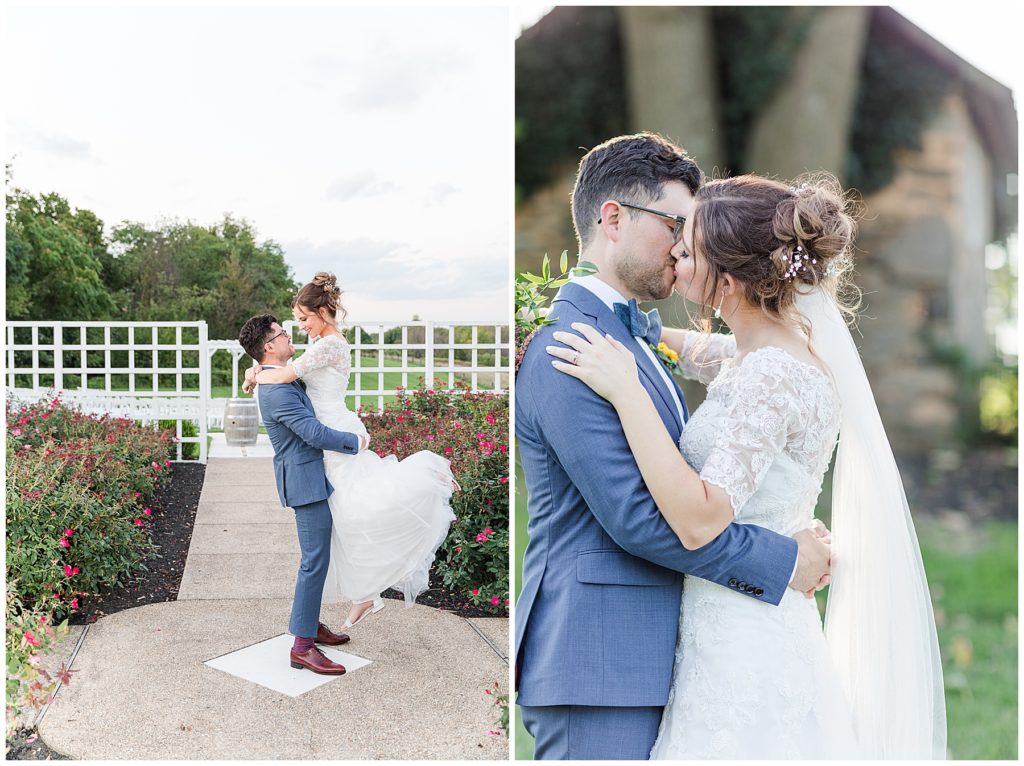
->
[[7, 321, 508, 438], [208, 320, 509, 422], [6, 321, 209, 463]]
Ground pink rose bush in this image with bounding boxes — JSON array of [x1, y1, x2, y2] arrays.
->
[[359, 382, 509, 615], [5, 393, 175, 733]]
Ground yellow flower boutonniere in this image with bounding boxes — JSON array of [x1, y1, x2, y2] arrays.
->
[[652, 342, 683, 376]]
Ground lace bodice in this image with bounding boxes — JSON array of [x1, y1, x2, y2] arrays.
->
[[289, 333, 365, 437], [650, 343, 859, 760], [679, 344, 840, 533]]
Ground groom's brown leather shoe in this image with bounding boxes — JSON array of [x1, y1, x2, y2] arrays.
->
[[289, 646, 346, 675], [315, 622, 351, 646]]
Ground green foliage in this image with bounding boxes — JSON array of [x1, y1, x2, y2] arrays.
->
[[6, 394, 174, 620], [846, 11, 952, 194], [923, 332, 1017, 446], [5, 186, 117, 321], [360, 385, 509, 614], [111, 215, 299, 340], [515, 7, 627, 200], [158, 419, 200, 460], [484, 680, 509, 738], [710, 7, 815, 171], [919, 520, 1017, 759], [515, 252, 597, 373], [5, 583, 74, 741]]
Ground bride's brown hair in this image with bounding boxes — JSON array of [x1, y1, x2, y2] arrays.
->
[[293, 271, 348, 322], [689, 172, 861, 332]]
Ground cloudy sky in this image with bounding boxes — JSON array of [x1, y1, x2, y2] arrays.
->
[[6, 4, 511, 323]]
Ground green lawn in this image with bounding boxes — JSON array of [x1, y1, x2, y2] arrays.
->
[[513, 458, 1018, 760], [25, 357, 501, 411]]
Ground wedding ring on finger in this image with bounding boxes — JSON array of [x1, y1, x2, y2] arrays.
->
[[570, 350, 580, 366]]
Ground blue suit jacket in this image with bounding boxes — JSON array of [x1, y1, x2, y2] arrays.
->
[[515, 281, 798, 707], [257, 380, 360, 508]]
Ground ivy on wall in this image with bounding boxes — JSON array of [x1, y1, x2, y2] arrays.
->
[[514, 7, 626, 203], [845, 10, 952, 195], [516, 7, 955, 204], [710, 6, 814, 172]]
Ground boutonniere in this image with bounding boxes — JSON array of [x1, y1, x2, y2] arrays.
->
[[651, 341, 683, 376]]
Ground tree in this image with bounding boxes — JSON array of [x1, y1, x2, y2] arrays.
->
[[5, 185, 117, 320], [111, 215, 299, 340]]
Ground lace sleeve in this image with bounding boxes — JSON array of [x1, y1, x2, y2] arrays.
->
[[676, 330, 737, 384], [699, 354, 803, 515], [291, 335, 348, 378]]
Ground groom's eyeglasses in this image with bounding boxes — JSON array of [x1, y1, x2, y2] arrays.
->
[[265, 329, 289, 344], [600, 202, 687, 243]]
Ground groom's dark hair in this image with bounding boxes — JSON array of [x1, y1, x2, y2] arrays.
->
[[239, 314, 279, 362], [571, 132, 703, 249]]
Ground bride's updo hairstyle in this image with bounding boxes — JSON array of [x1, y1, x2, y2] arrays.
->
[[293, 271, 348, 323], [690, 172, 860, 329]]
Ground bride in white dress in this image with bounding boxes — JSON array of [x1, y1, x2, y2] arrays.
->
[[549, 174, 945, 758], [246, 272, 456, 628]]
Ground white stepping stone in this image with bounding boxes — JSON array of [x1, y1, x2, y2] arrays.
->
[[204, 634, 372, 697]]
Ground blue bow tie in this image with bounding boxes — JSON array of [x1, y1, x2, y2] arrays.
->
[[613, 299, 662, 347]]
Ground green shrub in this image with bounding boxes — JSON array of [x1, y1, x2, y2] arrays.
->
[[5, 582, 73, 740], [6, 394, 174, 619]]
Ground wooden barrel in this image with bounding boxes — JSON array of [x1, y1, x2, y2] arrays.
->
[[224, 398, 259, 446]]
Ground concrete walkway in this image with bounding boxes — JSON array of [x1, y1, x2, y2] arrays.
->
[[36, 457, 509, 759]]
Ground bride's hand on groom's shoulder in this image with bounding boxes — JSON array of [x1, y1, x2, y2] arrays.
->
[[546, 322, 641, 405]]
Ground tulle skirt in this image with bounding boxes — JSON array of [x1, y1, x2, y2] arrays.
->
[[320, 439, 456, 606]]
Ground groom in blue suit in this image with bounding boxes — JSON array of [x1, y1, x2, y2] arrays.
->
[[516, 134, 832, 759], [239, 314, 364, 676]]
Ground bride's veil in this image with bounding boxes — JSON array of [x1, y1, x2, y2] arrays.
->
[[796, 287, 947, 759]]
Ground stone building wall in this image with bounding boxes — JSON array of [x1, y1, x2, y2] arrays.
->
[[855, 91, 993, 452]]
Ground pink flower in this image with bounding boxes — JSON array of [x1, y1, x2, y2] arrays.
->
[[444, 447, 453, 455], [471, 589, 479, 596], [454, 546, 462, 553], [499, 476, 508, 484], [485, 414, 496, 425], [11, 428, 21, 436], [64, 528, 74, 537], [27, 653, 42, 665], [505, 599, 510, 606], [151, 461, 160, 469], [59, 538, 71, 548], [453, 422, 462, 428], [63, 565, 79, 577], [397, 415, 404, 422], [70, 598, 79, 609], [164, 459, 171, 467], [134, 491, 141, 498], [485, 527, 493, 534], [23, 631, 41, 647], [491, 596, 500, 606], [133, 518, 144, 526], [143, 508, 152, 516]]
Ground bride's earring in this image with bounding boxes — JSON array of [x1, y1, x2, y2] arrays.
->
[[713, 293, 725, 320]]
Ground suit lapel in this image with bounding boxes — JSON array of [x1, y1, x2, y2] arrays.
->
[[554, 282, 685, 437]]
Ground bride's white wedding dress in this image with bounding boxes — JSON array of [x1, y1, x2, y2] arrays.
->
[[289, 333, 456, 605], [650, 335, 862, 759]]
